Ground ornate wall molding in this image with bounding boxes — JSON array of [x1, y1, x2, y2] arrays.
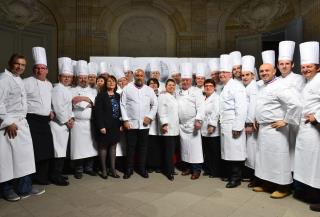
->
[[0, 0, 49, 29]]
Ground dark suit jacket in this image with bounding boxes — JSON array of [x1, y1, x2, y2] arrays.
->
[[93, 91, 120, 131]]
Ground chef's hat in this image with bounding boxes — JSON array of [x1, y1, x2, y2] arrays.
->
[[219, 54, 232, 72], [278, 41, 295, 61], [150, 59, 161, 72], [208, 58, 220, 72], [58, 57, 73, 75], [99, 62, 110, 75], [123, 59, 131, 72], [262, 50, 275, 66], [196, 62, 207, 77], [113, 65, 126, 80], [230, 51, 242, 66], [180, 62, 193, 79], [76, 60, 88, 76], [132, 61, 148, 73], [88, 62, 98, 76], [241, 55, 255, 73], [32, 47, 47, 66], [299, 41, 319, 65], [168, 61, 179, 77]]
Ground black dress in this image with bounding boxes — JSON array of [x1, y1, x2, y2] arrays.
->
[[93, 91, 121, 145]]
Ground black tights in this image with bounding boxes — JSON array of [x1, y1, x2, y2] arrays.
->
[[99, 143, 117, 176]]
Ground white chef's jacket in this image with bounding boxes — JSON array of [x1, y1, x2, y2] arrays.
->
[[120, 83, 158, 129], [177, 86, 205, 163], [23, 76, 52, 116], [50, 83, 74, 158], [294, 73, 320, 188], [201, 92, 220, 137], [244, 80, 258, 169], [219, 78, 247, 161], [158, 92, 179, 136], [255, 77, 302, 185], [0, 69, 35, 182], [215, 83, 224, 95]]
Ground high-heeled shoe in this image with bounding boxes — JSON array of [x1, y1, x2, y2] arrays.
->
[[99, 171, 108, 179], [108, 170, 120, 178]]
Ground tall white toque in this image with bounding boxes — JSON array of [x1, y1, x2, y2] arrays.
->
[[241, 55, 255, 73], [299, 41, 319, 65], [208, 58, 220, 72], [180, 62, 193, 79], [32, 47, 47, 66], [113, 65, 126, 80], [88, 62, 98, 76], [219, 54, 232, 72], [58, 57, 73, 75], [196, 62, 207, 77], [262, 50, 275, 66], [168, 61, 179, 77], [76, 60, 88, 76], [99, 62, 110, 75], [278, 40, 295, 61], [123, 59, 131, 72], [230, 51, 242, 66], [150, 59, 161, 72]]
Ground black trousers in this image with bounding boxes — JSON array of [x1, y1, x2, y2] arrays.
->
[[50, 158, 65, 179], [147, 135, 163, 170], [126, 129, 149, 172], [202, 136, 222, 177], [163, 136, 178, 174], [226, 160, 244, 182], [33, 159, 50, 184]]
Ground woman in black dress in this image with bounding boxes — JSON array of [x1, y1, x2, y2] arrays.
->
[[93, 75, 121, 179]]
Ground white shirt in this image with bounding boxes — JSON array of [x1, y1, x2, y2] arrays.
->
[[23, 76, 52, 116], [219, 78, 247, 131], [158, 92, 179, 136], [0, 69, 27, 129], [201, 92, 220, 137], [279, 71, 305, 93], [51, 83, 73, 124], [120, 83, 158, 129], [245, 80, 258, 123], [255, 78, 302, 125]]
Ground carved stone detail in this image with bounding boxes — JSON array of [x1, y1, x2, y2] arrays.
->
[[0, 0, 48, 29], [234, 0, 289, 31]]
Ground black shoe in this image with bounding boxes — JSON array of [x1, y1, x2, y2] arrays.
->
[[108, 170, 120, 178], [84, 170, 97, 176], [226, 180, 241, 188], [74, 172, 83, 179], [62, 175, 69, 180], [138, 170, 149, 178], [310, 203, 320, 212], [51, 177, 69, 186], [123, 169, 133, 179], [147, 169, 154, 173], [166, 174, 174, 181]]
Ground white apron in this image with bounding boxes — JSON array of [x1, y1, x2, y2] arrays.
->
[[294, 121, 320, 189], [180, 119, 203, 163], [116, 132, 126, 156], [220, 123, 246, 161], [50, 121, 69, 158], [255, 124, 292, 185], [244, 132, 258, 169], [0, 118, 35, 182]]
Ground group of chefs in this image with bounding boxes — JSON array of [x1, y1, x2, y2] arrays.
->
[[0, 40, 319, 212]]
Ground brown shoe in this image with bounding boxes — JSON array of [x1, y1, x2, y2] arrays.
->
[[270, 190, 291, 199], [253, 182, 276, 193], [191, 172, 200, 180], [181, 169, 191, 176]]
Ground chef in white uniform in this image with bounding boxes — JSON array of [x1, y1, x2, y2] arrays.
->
[[114, 65, 128, 94], [0, 54, 40, 201], [208, 58, 223, 95], [49, 57, 74, 186], [88, 62, 98, 89], [24, 47, 54, 185], [219, 54, 247, 188], [201, 78, 221, 178], [230, 51, 243, 86], [177, 62, 205, 180], [195, 62, 207, 92], [158, 79, 180, 181], [71, 60, 97, 179], [123, 58, 134, 83], [241, 55, 259, 187], [168, 61, 181, 94], [277, 41, 306, 171], [254, 50, 302, 199], [294, 41, 320, 211], [120, 64, 158, 179]]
